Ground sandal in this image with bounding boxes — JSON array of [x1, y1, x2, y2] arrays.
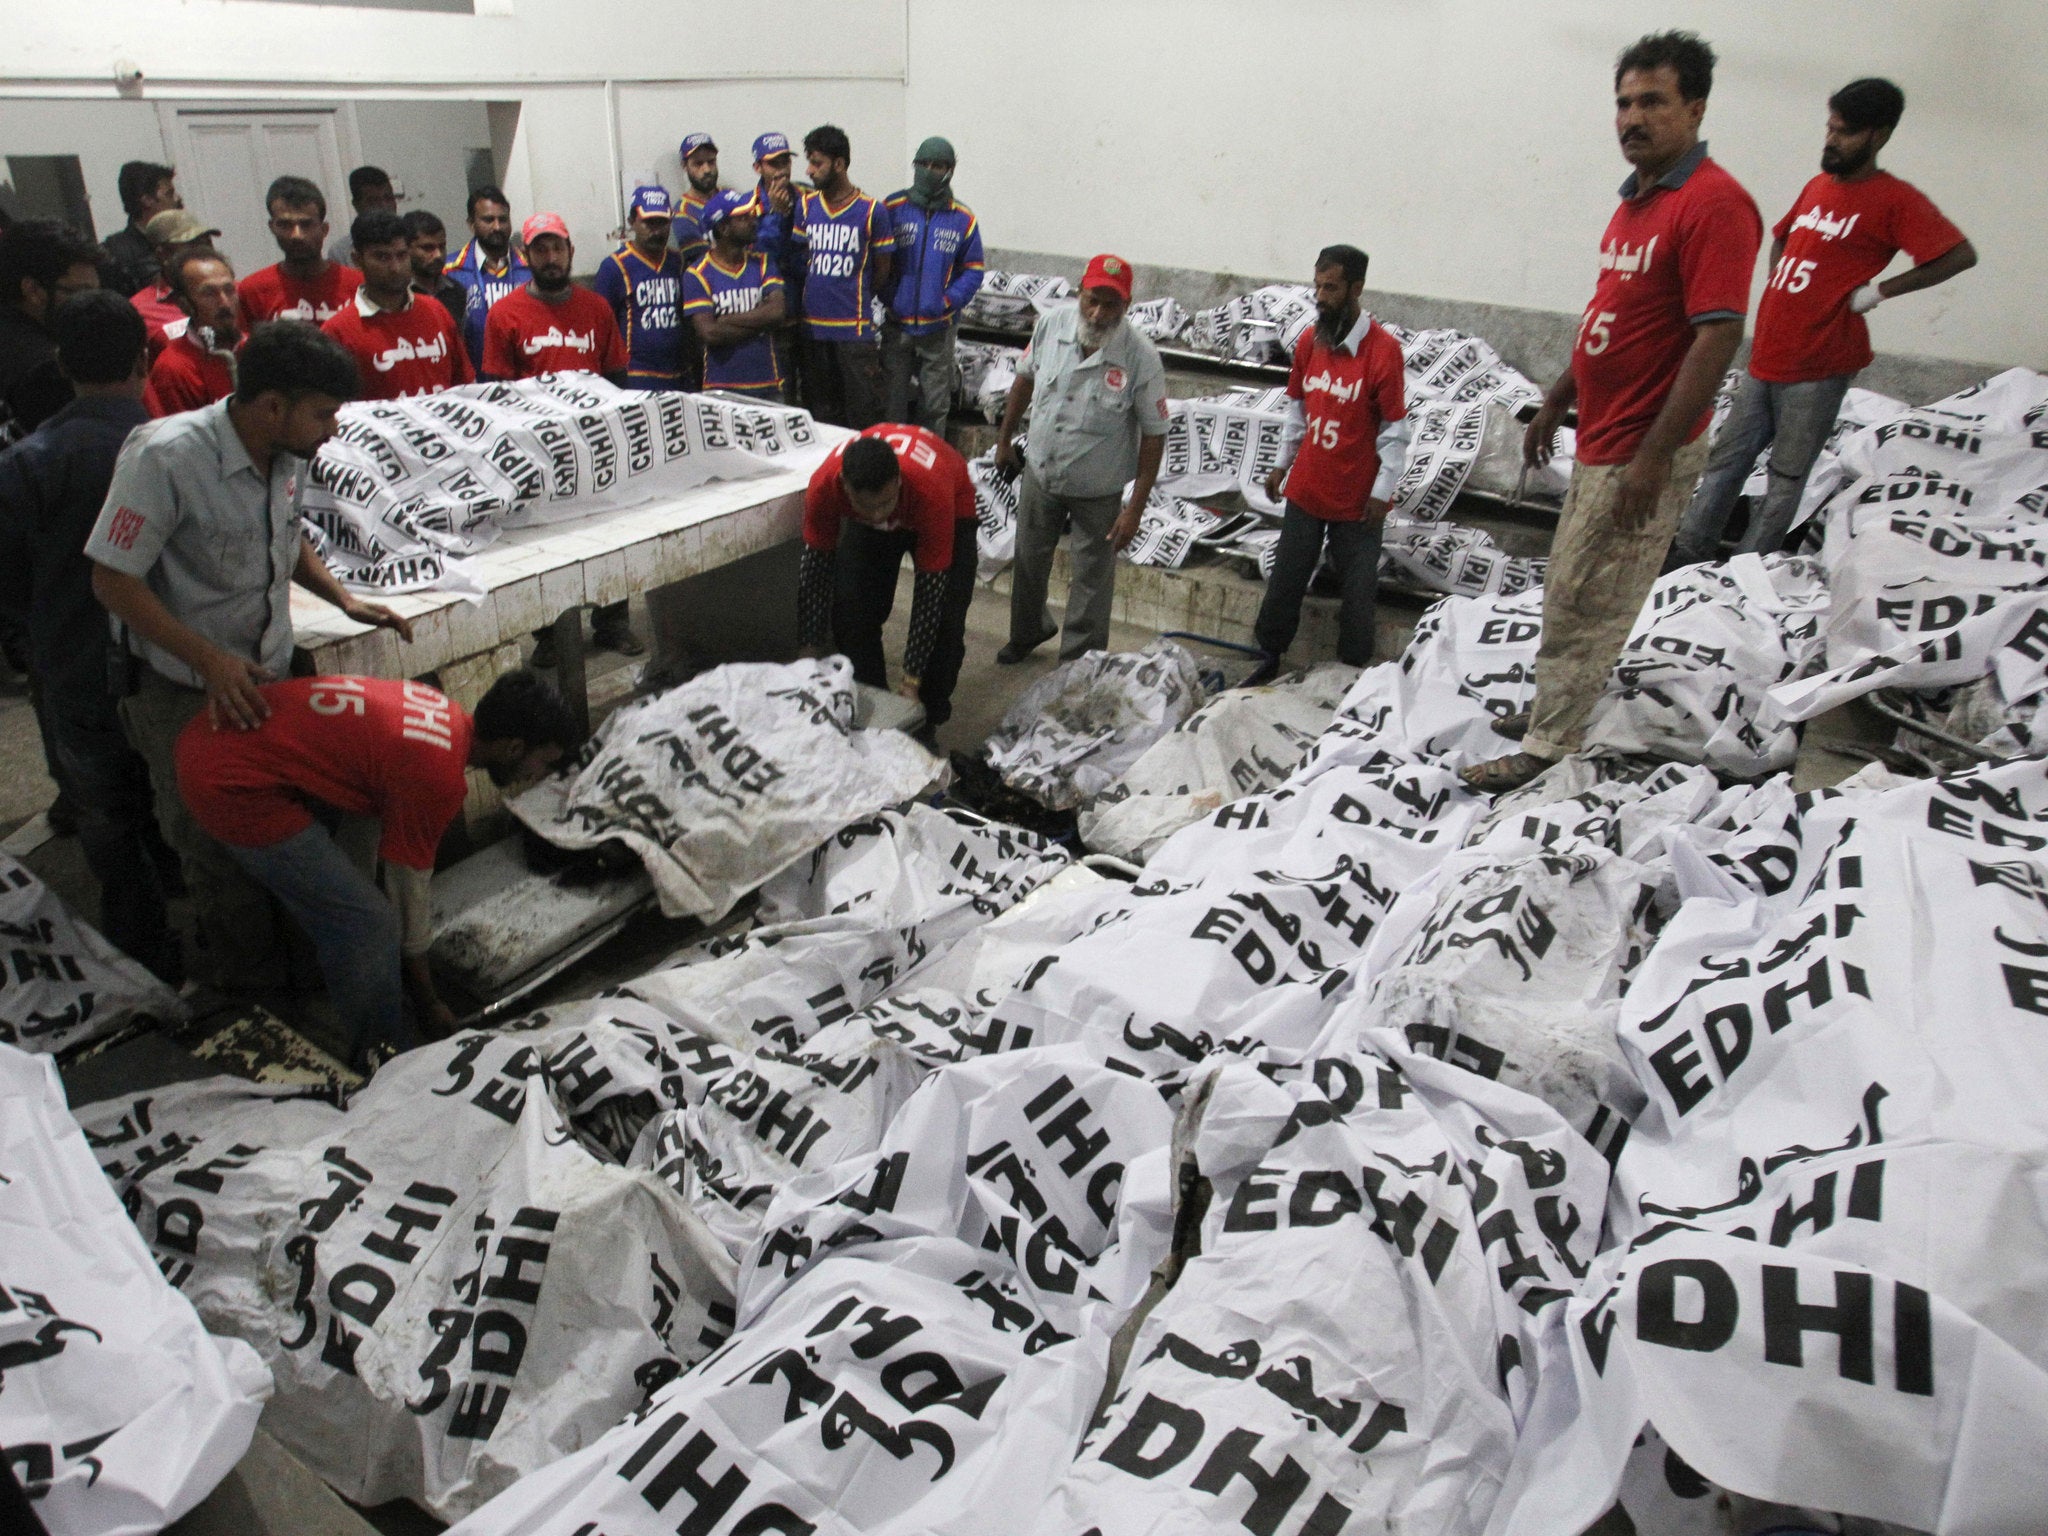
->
[[1460, 752, 1553, 794], [1494, 709, 1530, 741]]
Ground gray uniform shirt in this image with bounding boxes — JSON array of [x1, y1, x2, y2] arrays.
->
[[83, 399, 307, 689], [1017, 306, 1169, 498]]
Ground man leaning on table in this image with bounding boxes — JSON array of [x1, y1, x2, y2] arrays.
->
[[85, 320, 414, 992]]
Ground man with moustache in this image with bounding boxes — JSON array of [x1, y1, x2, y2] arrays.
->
[[1672, 77, 1976, 565], [145, 248, 241, 416], [593, 185, 688, 391], [675, 133, 722, 268], [445, 185, 531, 372], [87, 321, 415, 990], [322, 210, 472, 401], [1246, 244, 1409, 682], [130, 209, 222, 363], [994, 252, 1168, 663], [1465, 31, 1760, 794], [237, 176, 361, 327], [683, 190, 788, 402]]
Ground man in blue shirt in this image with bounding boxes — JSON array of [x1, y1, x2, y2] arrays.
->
[[683, 190, 787, 401], [0, 292, 179, 981], [443, 184, 531, 371], [594, 185, 686, 390], [675, 133, 723, 390], [882, 136, 985, 433], [793, 124, 894, 428]]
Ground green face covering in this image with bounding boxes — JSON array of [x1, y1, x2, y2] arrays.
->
[[910, 136, 957, 207]]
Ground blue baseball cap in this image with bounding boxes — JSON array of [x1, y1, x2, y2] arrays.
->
[[679, 133, 716, 159], [752, 132, 791, 162], [701, 188, 758, 231], [629, 185, 673, 218]]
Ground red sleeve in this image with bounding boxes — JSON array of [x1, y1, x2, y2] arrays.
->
[[1771, 196, 1798, 244], [1372, 329, 1407, 423], [236, 271, 268, 331], [597, 301, 629, 374], [1888, 180, 1967, 267], [943, 442, 976, 524], [802, 451, 847, 552], [1286, 331, 1311, 402], [1679, 183, 1763, 320], [481, 301, 518, 380]]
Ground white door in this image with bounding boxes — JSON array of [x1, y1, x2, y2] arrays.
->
[[167, 108, 350, 278]]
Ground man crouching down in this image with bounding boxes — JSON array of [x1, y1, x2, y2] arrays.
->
[[175, 669, 575, 1070]]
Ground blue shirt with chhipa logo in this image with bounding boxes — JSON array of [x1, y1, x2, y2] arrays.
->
[[592, 244, 687, 387], [682, 250, 785, 394], [792, 189, 891, 342], [443, 238, 532, 370], [882, 194, 984, 335]]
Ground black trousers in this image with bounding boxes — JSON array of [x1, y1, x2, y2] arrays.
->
[[832, 517, 979, 726], [1252, 502, 1385, 667], [46, 697, 180, 983], [804, 335, 886, 429]]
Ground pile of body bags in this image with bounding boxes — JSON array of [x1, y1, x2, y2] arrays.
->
[[16, 605, 2048, 1535], [1766, 367, 2048, 765]]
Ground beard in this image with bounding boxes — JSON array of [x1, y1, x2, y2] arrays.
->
[[532, 270, 571, 294], [1821, 143, 1870, 176], [1076, 311, 1112, 348]]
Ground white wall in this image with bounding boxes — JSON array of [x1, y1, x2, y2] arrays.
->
[[354, 99, 492, 233], [0, 99, 171, 240], [903, 0, 2044, 371], [5, 0, 909, 256]]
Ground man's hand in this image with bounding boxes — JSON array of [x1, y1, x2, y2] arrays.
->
[[1523, 402, 1566, 468], [1362, 495, 1392, 526], [1264, 464, 1289, 503], [341, 597, 415, 643], [1612, 447, 1674, 533], [894, 673, 922, 701], [769, 181, 793, 216], [198, 648, 274, 731], [1849, 283, 1885, 315], [994, 436, 1021, 473], [1109, 499, 1144, 552]]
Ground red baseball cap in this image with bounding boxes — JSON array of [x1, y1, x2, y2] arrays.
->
[[521, 212, 571, 245], [1081, 252, 1133, 301]]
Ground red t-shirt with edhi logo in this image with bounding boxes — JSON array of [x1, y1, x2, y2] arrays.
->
[[1571, 155, 1762, 466], [1280, 319, 1408, 521], [174, 676, 474, 871], [480, 286, 629, 381], [1750, 172, 1965, 384], [323, 292, 474, 400], [237, 261, 363, 327], [803, 422, 976, 573]]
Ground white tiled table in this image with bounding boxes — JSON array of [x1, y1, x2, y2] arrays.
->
[[290, 433, 850, 732]]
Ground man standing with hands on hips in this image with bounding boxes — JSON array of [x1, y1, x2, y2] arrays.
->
[[995, 253, 1168, 664], [1245, 244, 1409, 685], [1465, 31, 1761, 794], [1672, 77, 1975, 565]]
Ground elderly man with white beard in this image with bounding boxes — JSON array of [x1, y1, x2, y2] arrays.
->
[[994, 252, 1169, 664]]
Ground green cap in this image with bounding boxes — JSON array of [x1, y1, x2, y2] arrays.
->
[[914, 136, 957, 166]]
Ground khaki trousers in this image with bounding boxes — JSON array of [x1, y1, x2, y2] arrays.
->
[[1523, 435, 1711, 761]]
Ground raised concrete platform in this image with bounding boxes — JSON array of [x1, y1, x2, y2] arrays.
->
[[986, 245, 2004, 407]]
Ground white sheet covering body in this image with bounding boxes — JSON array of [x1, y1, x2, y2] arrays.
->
[[1, 1044, 270, 1535]]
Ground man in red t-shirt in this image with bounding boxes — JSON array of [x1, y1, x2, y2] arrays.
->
[[1675, 78, 1976, 565], [1467, 31, 1762, 793], [322, 209, 473, 401], [174, 669, 574, 1069], [1248, 243, 1408, 680], [237, 175, 363, 328], [798, 424, 977, 739], [144, 249, 240, 417], [480, 214, 629, 382], [483, 213, 640, 659]]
